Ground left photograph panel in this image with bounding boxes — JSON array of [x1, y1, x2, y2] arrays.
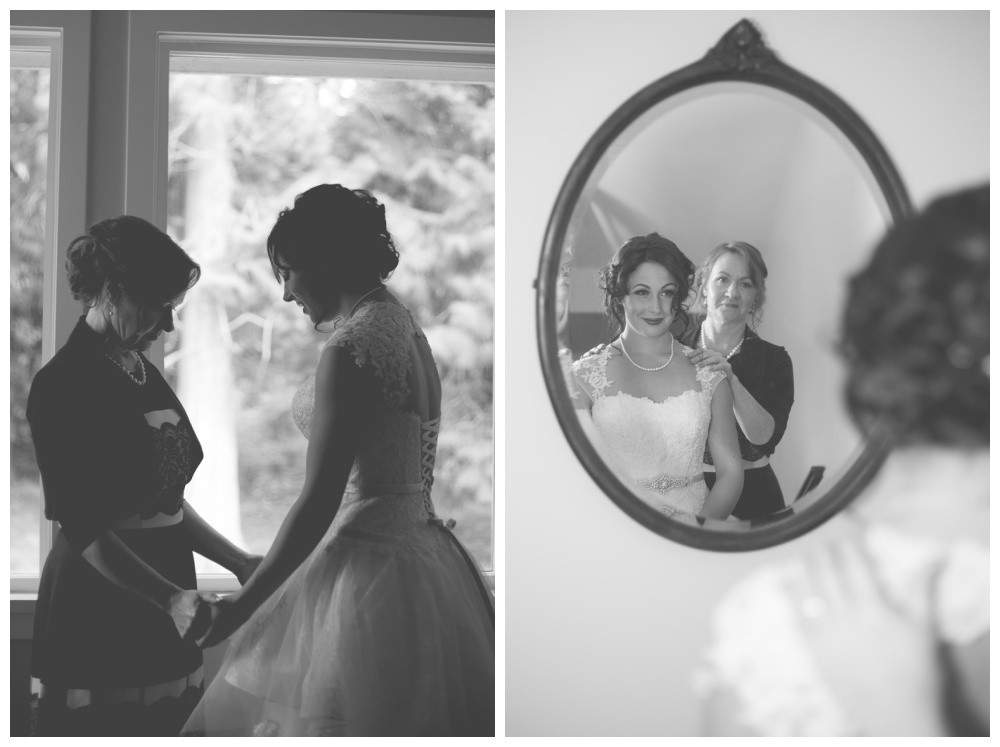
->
[[10, 9, 495, 737]]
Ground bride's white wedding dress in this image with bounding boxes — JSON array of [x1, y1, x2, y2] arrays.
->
[[571, 343, 723, 518], [183, 301, 494, 736], [694, 523, 988, 736]]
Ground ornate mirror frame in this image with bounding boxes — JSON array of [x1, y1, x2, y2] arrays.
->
[[536, 19, 914, 551]]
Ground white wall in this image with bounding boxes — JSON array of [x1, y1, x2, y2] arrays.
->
[[505, 10, 987, 736]]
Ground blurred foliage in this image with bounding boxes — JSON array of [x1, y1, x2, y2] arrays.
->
[[164, 74, 495, 567], [10, 68, 49, 572]]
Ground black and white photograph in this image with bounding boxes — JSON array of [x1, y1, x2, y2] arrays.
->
[[6, 5, 993, 742], [10, 10, 494, 737], [508, 9, 988, 737]]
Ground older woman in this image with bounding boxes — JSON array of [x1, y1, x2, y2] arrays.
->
[[685, 241, 794, 520], [698, 185, 989, 736], [570, 233, 742, 521], [27, 216, 261, 736]]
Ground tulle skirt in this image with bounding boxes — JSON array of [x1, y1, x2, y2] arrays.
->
[[183, 492, 494, 736]]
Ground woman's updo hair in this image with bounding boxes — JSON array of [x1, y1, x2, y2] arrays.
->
[[840, 184, 988, 447], [65, 215, 201, 308], [600, 233, 695, 335], [266, 184, 399, 291], [693, 241, 768, 327]]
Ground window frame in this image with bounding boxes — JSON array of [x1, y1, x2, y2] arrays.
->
[[10, 12, 91, 596], [11, 11, 494, 606]]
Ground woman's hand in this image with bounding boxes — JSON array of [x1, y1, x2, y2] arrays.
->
[[166, 589, 220, 642], [685, 346, 733, 379], [787, 538, 947, 736], [196, 594, 252, 649], [235, 554, 264, 586]]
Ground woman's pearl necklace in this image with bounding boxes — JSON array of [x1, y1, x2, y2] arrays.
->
[[620, 333, 674, 372], [102, 349, 147, 386], [700, 322, 745, 360]]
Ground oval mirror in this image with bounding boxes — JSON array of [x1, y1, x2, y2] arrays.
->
[[537, 19, 913, 550]]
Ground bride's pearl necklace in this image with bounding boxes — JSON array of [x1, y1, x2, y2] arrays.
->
[[700, 322, 745, 360], [620, 333, 674, 372]]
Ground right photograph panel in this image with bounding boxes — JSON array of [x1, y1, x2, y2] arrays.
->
[[506, 9, 989, 737]]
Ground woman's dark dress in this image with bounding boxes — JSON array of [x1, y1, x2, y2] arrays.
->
[[27, 317, 204, 735], [684, 321, 794, 520]]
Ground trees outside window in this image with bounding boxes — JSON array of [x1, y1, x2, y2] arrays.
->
[[165, 73, 495, 571], [10, 64, 50, 574]]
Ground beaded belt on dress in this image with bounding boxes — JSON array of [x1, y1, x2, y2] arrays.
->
[[636, 473, 704, 494]]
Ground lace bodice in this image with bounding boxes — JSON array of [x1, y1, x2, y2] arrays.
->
[[571, 343, 723, 515], [695, 524, 990, 736], [291, 302, 442, 519]]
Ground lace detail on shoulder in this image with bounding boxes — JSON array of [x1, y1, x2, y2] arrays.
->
[[935, 539, 989, 644], [691, 351, 725, 398], [326, 302, 418, 410], [694, 525, 990, 736], [570, 344, 614, 402]]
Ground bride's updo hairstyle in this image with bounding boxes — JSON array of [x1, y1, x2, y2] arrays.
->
[[600, 232, 695, 336], [65, 215, 201, 309], [266, 184, 399, 293], [840, 184, 988, 447]]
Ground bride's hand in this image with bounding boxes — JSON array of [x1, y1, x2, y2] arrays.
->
[[786, 538, 947, 736], [196, 594, 252, 649], [685, 347, 732, 378]]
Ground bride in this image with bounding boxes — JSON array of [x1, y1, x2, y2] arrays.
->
[[570, 233, 742, 520], [697, 185, 988, 736], [182, 185, 494, 736]]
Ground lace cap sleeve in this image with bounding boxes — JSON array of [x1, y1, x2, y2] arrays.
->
[[570, 344, 613, 404], [692, 351, 725, 396], [325, 302, 414, 410], [929, 538, 989, 645], [694, 563, 856, 736]]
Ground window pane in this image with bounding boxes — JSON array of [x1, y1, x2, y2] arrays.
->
[[10, 64, 50, 575], [165, 72, 495, 571]]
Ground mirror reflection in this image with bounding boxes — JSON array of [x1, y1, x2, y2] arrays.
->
[[558, 82, 890, 527]]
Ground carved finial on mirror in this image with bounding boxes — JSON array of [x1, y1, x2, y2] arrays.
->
[[706, 19, 777, 73]]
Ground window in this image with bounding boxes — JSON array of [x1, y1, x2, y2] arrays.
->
[[7, 12, 493, 595], [163, 69, 495, 572], [9, 43, 51, 576]]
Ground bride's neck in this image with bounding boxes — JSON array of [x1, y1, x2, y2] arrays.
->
[[620, 324, 673, 356], [850, 445, 989, 543], [333, 284, 389, 320]]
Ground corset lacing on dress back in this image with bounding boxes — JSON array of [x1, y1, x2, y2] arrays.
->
[[290, 301, 493, 619], [420, 417, 454, 528]]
